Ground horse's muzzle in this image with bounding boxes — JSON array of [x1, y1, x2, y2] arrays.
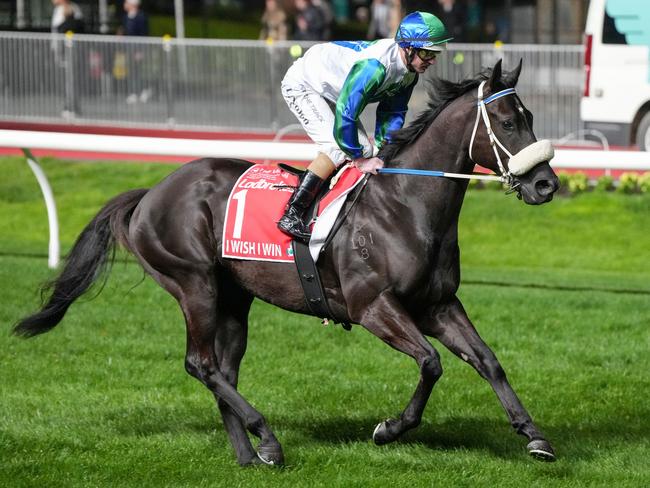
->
[[514, 162, 560, 205]]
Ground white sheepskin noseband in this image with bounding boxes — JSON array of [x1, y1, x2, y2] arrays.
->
[[507, 140, 555, 176]]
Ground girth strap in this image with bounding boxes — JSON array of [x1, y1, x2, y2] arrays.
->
[[292, 240, 352, 331]]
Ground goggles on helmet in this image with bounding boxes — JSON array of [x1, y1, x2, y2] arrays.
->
[[414, 48, 438, 61]]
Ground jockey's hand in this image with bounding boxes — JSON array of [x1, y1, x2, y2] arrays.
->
[[353, 156, 384, 175]]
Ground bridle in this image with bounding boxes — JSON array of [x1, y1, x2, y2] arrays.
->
[[376, 80, 555, 189], [469, 80, 517, 185]]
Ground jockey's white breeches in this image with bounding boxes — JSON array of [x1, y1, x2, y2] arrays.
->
[[281, 79, 377, 167]]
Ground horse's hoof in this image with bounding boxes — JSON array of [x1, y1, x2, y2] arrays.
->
[[527, 439, 556, 462], [257, 443, 285, 466], [240, 455, 264, 467], [372, 420, 396, 446]]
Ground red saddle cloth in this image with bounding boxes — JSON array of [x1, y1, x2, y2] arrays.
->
[[222, 164, 364, 263]]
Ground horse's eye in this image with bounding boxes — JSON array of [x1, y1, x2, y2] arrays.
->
[[502, 120, 514, 131]]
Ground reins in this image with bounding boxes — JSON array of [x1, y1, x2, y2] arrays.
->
[[378, 81, 519, 185], [377, 167, 503, 182]]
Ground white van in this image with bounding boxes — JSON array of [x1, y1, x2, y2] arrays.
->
[[581, 0, 650, 150]]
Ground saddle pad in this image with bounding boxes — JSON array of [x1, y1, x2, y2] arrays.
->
[[222, 164, 365, 263]]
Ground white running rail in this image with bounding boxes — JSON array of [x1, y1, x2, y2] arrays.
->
[[1, 129, 648, 269]]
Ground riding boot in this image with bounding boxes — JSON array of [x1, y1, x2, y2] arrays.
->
[[278, 170, 325, 243]]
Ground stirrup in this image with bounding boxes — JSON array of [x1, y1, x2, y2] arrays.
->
[[278, 216, 311, 243]]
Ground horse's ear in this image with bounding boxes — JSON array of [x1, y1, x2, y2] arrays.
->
[[488, 59, 503, 90], [505, 58, 523, 87]]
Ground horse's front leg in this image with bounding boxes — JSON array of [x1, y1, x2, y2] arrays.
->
[[356, 290, 443, 445], [420, 296, 556, 461]]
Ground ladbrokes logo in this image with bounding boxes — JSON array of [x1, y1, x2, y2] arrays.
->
[[239, 179, 276, 190]]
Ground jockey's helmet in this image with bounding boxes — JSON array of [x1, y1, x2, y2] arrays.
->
[[395, 11, 452, 51]]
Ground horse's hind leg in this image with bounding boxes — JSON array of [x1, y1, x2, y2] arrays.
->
[[421, 296, 556, 461], [179, 271, 284, 466], [141, 262, 284, 466], [211, 280, 261, 466]]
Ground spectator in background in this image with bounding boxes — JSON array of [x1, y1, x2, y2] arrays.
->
[[355, 5, 369, 24], [51, 0, 84, 117], [121, 0, 151, 104], [367, 0, 393, 40], [123, 0, 148, 37], [434, 0, 466, 42], [388, 0, 401, 35], [260, 0, 288, 41], [465, 0, 482, 42], [484, 9, 510, 43], [293, 0, 325, 41], [51, 0, 84, 34], [312, 0, 333, 40]]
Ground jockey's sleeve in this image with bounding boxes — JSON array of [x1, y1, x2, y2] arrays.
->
[[374, 75, 418, 147], [334, 59, 386, 159]]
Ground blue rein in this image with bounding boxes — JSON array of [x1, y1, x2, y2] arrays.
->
[[377, 168, 446, 177], [375, 87, 518, 181], [376, 167, 504, 182]]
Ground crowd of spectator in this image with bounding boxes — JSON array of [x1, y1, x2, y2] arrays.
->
[[51, 0, 150, 37], [47, 0, 509, 45], [258, 0, 509, 44], [260, 0, 333, 42], [43, 0, 511, 115], [49, 0, 152, 110]]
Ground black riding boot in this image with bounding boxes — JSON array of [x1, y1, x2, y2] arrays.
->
[[278, 170, 325, 243]]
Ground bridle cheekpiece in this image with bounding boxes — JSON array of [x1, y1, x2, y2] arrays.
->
[[469, 81, 517, 185], [469, 80, 554, 188]]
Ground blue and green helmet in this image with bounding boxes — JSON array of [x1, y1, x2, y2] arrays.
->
[[395, 11, 453, 51]]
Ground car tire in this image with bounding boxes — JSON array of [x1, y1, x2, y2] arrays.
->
[[636, 111, 650, 151]]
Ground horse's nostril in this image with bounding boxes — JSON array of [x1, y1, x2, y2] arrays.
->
[[535, 179, 556, 196]]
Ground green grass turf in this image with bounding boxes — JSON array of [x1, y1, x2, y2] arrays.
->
[[1, 156, 649, 486]]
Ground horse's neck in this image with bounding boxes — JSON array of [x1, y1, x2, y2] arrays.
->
[[399, 98, 474, 175], [375, 107, 474, 233]]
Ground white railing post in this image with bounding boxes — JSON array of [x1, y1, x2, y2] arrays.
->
[[23, 149, 60, 269]]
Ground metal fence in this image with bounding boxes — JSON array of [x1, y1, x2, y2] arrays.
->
[[0, 32, 584, 140]]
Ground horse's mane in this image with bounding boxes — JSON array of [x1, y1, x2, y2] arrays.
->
[[379, 67, 515, 163]]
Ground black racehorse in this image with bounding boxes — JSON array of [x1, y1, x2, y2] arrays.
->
[[14, 60, 560, 465]]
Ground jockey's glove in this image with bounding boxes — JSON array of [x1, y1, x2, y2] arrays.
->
[[353, 156, 385, 175]]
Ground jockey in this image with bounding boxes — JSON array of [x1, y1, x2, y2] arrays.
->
[[278, 11, 451, 243]]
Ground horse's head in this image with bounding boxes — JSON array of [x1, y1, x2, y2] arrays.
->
[[468, 60, 559, 205]]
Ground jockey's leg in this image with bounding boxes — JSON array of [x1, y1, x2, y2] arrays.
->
[[278, 80, 374, 242], [277, 152, 335, 243]]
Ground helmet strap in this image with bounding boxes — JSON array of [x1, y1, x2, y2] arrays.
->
[[405, 47, 417, 72]]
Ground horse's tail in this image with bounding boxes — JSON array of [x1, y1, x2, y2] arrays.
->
[[13, 189, 148, 338]]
